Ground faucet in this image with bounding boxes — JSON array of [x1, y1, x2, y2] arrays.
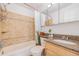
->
[[62, 36, 66, 40], [61, 36, 69, 40], [66, 36, 69, 40]]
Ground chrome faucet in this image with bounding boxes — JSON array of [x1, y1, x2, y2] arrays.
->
[[61, 36, 69, 40], [62, 36, 66, 40], [66, 36, 69, 40]]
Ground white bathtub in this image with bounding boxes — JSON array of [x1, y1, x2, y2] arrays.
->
[[0, 40, 36, 56]]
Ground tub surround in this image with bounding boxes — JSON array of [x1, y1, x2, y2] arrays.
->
[[0, 3, 35, 48], [1, 11, 35, 47]]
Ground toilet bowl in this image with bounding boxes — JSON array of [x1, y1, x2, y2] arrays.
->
[[30, 46, 44, 56]]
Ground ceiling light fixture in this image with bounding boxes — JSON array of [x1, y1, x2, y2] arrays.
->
[[48, 2, 55, 8], [48, 4, 51, 7], [51, 2, 55, 4]]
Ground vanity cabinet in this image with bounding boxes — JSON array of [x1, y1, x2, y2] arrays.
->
[[45, 41, 79, 56]]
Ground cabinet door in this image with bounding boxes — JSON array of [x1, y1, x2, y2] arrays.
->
[[45, 42, 79, 56], [45, 48, 59, 56]]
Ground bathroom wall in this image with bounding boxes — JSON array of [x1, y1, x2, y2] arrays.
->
[[6, 3, 34, 17], [41, 4, 79, 36], [51, 3, 79, 24], [1, 3, 35, 47], [41, 21, 79, 36]]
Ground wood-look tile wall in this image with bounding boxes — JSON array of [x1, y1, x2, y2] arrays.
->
[[1, 11, 35, 47]]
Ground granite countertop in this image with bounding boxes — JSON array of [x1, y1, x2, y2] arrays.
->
[[44, 38, 79, 52]]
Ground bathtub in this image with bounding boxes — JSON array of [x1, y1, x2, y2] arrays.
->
[[0, 40, 36, 56]]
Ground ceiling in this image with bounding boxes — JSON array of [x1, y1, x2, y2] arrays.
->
[[43, 3, 72, 14], [26, 3, 72, 15], [26, 3, 50, 12]]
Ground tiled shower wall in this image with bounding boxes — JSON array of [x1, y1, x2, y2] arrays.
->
[[0, 11, 35, 47]]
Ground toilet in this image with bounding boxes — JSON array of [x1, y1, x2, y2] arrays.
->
[[30, 46, 44, 56]]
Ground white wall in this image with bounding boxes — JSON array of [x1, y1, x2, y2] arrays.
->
[[34, 11, 41, 44], [51, 11, 59, 24], [6, 3, 34, 17], [41, 21, 79, 36], [40, 13, 46, 26], [41, 13, 52, 26], [51, 3, 79, 24], [41, 4, 79, 36], [35, 11, 41, 31]]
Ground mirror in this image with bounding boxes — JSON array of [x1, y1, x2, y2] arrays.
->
[[41, 3, 79, 26]]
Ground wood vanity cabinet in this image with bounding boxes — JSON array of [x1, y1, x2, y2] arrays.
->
[[45, 41, 79, 56]]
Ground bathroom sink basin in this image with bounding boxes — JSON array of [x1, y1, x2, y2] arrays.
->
[[53, 39, 77, 45]]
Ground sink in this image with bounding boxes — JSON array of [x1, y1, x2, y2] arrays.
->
[[53, 39, 77, 45]]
